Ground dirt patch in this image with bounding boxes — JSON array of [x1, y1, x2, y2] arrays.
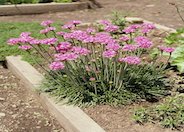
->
[[83, 104, 181, 132], [0, 65, 64, 132], [0, 0, 183, 29]]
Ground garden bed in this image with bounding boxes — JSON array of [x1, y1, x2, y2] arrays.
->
[[0, 2, 89, 16], [6, 17, 184, 132]]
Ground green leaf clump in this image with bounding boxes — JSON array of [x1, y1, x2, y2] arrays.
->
[[133, 94, 184, 130]]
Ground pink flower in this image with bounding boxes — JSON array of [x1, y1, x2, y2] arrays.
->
[[103, 50, 116, 58], [55, 53, 79, 61], [99, 20, 111, 26], [56, 42, 72, 51], [18, 45, 32, 51], [20, 32, 31, 38], [49, 62, 65, 71], [30, 39, 41, 45], [104, 25, 119, 32], [119, 36, 130, 42], [41, 20, 54, 27], [62, 24, 74, 29], [106, 42, 121, 51], [40, 38, 58, 45], [134, 36, 152, 48], [94, 32, 113, 44], [40, 27, 56, 34], [69, 20, 82, 25], [119, 56, 141, 65], [72, 46, 91, 56], [141, 23, 156, 34], [158, 46, 175, 53], [86, 28, 96, 34], [123, 27, 136, 34], [56, 31, 66, 36], [7, 38, 20, 45], [89, 77, 96, 81], [122, 44, 138, 52]]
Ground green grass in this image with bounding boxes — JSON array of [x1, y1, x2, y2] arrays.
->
[[0, 22, 62, 64], [0, 22, 42, 63]]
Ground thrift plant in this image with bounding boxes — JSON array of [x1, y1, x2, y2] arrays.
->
[[8, 19, 175, 105]]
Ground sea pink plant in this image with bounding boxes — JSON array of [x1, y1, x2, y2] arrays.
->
[[106, 42, 121, 51], [7, 38, 20, 45], [134, 36, 152, 48], [119, 56, 141, 65], [120, 36, 130, 42], [56, 42, 72, 51], [41, 20, 54, 27], [102, 50, 116, 58], [49, 62, 65, 70], [18, 45, 32, 51], [104, 25, 119, 32], [122, 44, 138, 52], [86, 28, 96, 34], [72, 46, 91, 56], [40, 38, 58, 45], [158, 46, 175, 53], [55, 53, 79, 61]]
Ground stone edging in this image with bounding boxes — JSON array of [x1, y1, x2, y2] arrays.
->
[[0, 2, 89, 16], [6, 56, 105, 132]]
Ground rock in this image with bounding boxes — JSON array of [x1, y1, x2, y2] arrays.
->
[[146, 4, 155, 7], [12, 105, 17, 108], [0, 97, 5, 101], [0, 113, 5, 118]]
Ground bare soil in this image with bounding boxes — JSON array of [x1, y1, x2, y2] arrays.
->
[[0, 64, 64, 132], [0, 0, 184, 29], [83, 104, 182, 132]]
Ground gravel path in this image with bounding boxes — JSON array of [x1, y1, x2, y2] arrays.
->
[[0, 64, 65, 132]]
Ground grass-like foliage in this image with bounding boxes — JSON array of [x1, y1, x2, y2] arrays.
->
[[133, 94, 184, 130], [8, 19, 175, 106]]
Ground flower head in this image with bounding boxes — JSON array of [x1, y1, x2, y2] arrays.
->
[[104, 25, 119, 32], [55, 53, 79, 61], [41, 20, 54, 27], [40, 38, 58, 45], [7, 38, 20, 45], [102, 50, 116, 58], [18, 45, 32, 51], [49, 62, 65, 70], [158, 46, 175, 53], [119, 36, 130, 42], [122, 44, 138, 52], [72, 46, 91, 56], [119, 56, 141, 65], [134, 36, 152, 48]]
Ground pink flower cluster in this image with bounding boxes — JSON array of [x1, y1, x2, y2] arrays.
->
[[55, 53, 79, 61], [40, 27, 56, 34], [41, 38, 58, 45], [18, 45, 32, 51], [122, 44, 138, 52], [123, 24, 140, 34], [56, 42, 72, 52], [72, 46, 91, 56], [141, 23, 156, 34], [62, 20, 82, 29], [158, 46, 175, 53], [102, 50, 116, 58], [99, 20, 119, 32], [120, 36, 130, 42], [119, 56, 141, 65], [134, 36, 152, 48], [49, 62, 65, 70], [41, 20, 54, 27]]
